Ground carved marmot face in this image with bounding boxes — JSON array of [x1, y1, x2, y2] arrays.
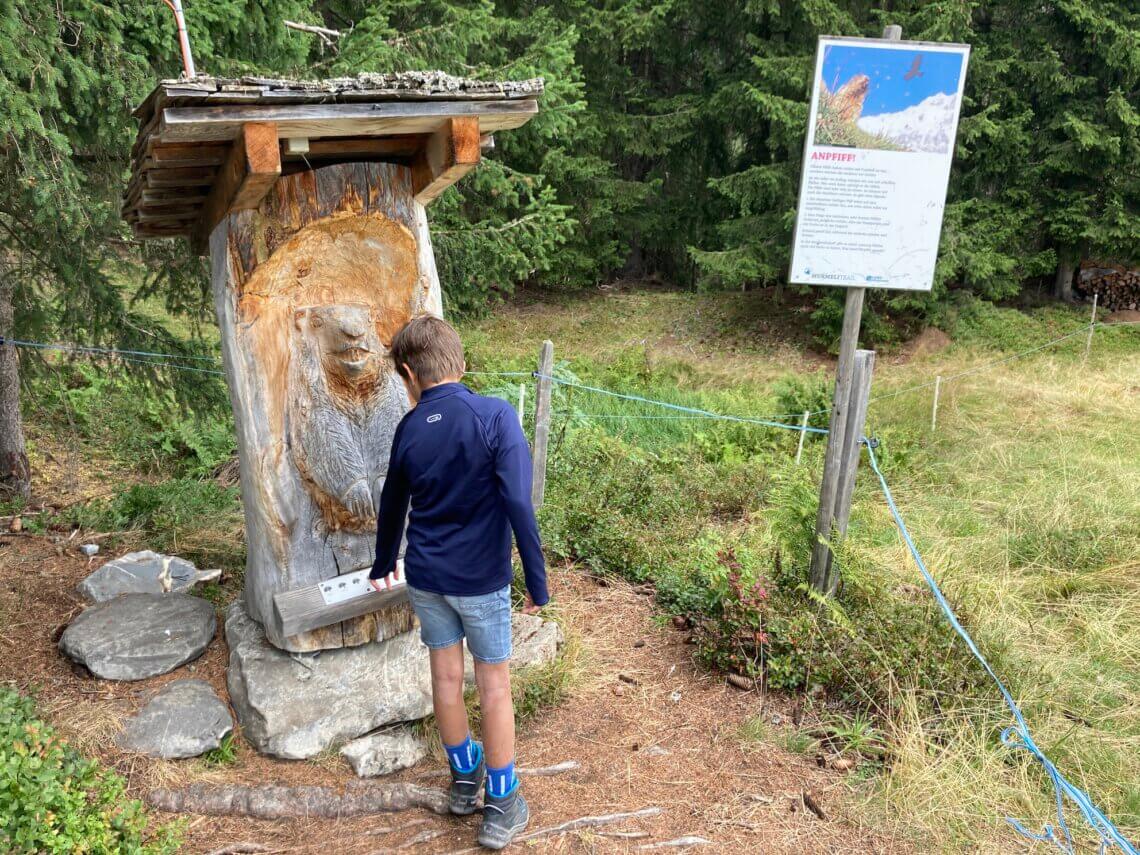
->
[[295, 303, 383, 381]]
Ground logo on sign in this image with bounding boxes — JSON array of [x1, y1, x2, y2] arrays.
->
[[427, 413, 442, 423]]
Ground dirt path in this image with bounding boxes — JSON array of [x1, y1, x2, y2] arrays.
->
[[0, 537, 909, 853]]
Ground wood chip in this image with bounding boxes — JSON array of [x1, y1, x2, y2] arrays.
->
[[802, 789, 826, 821]]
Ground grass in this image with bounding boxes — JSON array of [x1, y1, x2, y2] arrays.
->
[[19, 286, 1138, 852], [813, 85, 904, 151], [460, 292, 1140, 851]]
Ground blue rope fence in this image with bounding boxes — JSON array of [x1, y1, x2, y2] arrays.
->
[[5, 330, 1138, 850], [0, 337, 225, 375], [863, 439, 1137, 855], [504, 369, 1138, 853], [535, 374, 830, 434]]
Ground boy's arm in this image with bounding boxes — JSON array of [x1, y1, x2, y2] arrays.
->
[[370, 424, 410, 581], [493, 408, 550, 607]]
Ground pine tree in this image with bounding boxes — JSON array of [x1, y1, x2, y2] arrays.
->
[[0, 0, 312, 497], [328, 0, 603, 313]]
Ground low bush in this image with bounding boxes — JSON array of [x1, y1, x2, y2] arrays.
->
[[0, 687, 181, 853], [68, 478, 244, 572], [541, 425, 991, 714]]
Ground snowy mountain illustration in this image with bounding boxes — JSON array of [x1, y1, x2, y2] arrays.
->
[[856, 92, 960, 154]]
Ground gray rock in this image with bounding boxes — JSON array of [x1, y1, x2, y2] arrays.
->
[[77, 550, 221, 603], [117, 679, 233, 759], [463, 612, 564, 684], [224, 602, 434, 759], [341, 727, 429, 777], [59, 593, 217, 681], [225, 604, 565, 760]]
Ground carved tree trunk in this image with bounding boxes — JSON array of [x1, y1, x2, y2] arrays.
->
[[210, 162, 443, 651], [0, 265, 30, 501]]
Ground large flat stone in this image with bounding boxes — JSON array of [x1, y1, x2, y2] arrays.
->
[[341, 727, 429, 777], [59, 593, 217, 681], [77, 551, 221, 603], [226, 604, 566, 760], [224, 602, 433, 760], [117, 679, 233, 759]]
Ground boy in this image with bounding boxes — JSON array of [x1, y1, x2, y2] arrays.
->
[[369, 315, 549, 850]]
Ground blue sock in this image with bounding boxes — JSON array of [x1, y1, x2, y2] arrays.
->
[[445, 734, 481, 773], [486, 760, 518, 798]]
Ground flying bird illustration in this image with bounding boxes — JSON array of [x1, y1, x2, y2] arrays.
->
[[904, 54, 923, 81]]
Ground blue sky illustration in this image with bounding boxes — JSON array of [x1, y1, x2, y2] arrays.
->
[[820, 44, 964, 116]]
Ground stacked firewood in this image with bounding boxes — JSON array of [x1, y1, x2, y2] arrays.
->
[[1078, 262, 1140, 311]]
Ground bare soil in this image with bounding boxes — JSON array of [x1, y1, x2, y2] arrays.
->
[[894, 328, 951, 364], [0, 535, 910, 854]]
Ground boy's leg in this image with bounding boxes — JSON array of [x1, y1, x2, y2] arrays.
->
[[473, 660, 514, 770], [407, 587, 485, 815], [454, 587, 529, 849], [428, 644, 469, 748]]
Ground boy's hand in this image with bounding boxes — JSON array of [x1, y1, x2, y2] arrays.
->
[[370, 562, 401, 592], [523, 593, 541, 615]]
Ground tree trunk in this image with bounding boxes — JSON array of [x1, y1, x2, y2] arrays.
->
[[0, 267, 30, 501], [213, 162, 437, 652], [1054, 253, 1076, 302]]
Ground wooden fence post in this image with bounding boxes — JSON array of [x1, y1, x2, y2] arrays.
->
[[931, 374, 942, 433], [811, 348, 870, 597], [795, 410, 810, 464], [1084, 293, 1098, 362], [531, 340, 554, 508], [809, 287, 865, 592]]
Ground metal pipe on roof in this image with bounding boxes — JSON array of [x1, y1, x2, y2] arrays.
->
[[163, 0, 197, 79]]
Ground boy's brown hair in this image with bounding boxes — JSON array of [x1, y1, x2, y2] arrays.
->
[[390, 315, 465, 384]]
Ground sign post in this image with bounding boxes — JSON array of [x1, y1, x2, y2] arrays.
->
[[795, 25, 971, 593]]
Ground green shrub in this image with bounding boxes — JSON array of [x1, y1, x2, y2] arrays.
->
[[0, 688, 181, 853], [68, 478, 244, 571], [772, 372, 832, 433], [541, 425, 990, 713]]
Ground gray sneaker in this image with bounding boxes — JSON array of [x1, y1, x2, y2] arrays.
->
[[478, 788, 529, 849], [449, 747, 486, 816]]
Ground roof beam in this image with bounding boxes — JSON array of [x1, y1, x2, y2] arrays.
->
[[158, 99, 537, 143], [192, 122, 281, 253], [412, 117, 481, 205]]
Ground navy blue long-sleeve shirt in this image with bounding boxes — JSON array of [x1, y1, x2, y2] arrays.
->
[[369, 382, 549, 606]]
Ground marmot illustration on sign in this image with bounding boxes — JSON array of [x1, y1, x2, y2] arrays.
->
[[287, 303, 408, 533], [830, 74, 871, 124]]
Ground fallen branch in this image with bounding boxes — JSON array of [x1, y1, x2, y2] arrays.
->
[[638, 836, 712, 849], [204, 845, 268, 855], [520, 760, 581, 776], [147, 782, 449, 818], [443, 807, 663, 853], [396, 828, 447, 850]]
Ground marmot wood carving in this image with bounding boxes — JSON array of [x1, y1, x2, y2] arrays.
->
[[288, 303, 408, 533]]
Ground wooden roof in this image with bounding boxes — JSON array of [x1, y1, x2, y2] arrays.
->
[[123, 71, 543, 246]]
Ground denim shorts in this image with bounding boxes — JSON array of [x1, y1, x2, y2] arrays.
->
[[406, 585, 513, 664]]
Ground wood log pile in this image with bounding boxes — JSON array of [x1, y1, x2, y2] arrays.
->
[[1078, 262, 1140, 311]]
